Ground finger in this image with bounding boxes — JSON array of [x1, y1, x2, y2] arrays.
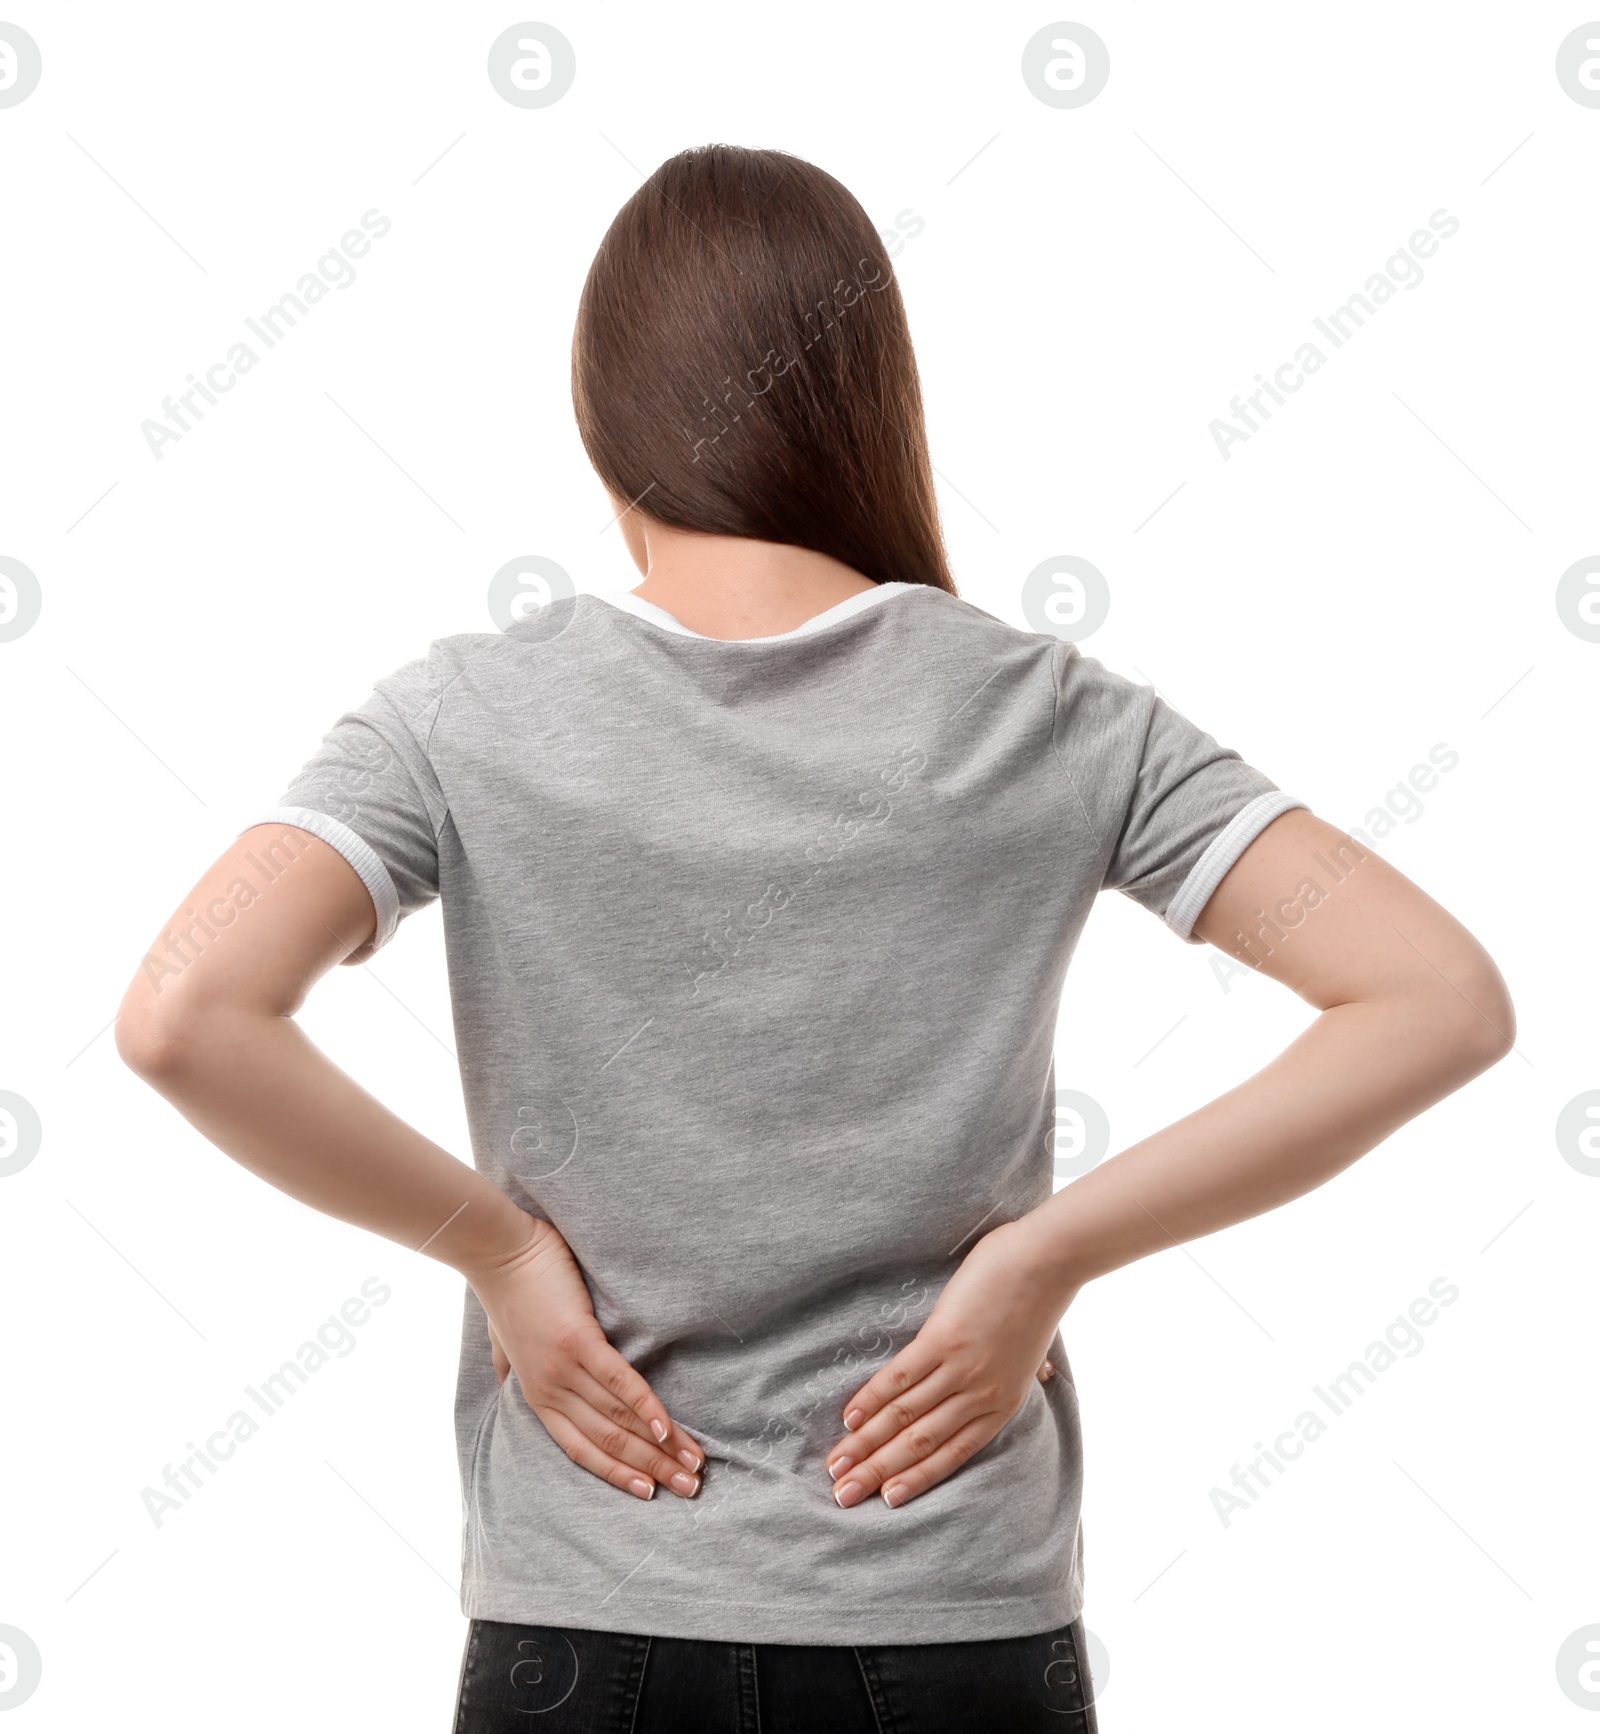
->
[[825, 1362, 959, 1481], [539, 1407, 659, 1501], [578, 1338, 704, 1472], [657, 1415, 705, 1475], [830, 1393, 973, 1508], [558, 1394, 701, 1495], [879, 1417, 999, 1508], [569, 1364, 703, 1470], [542, 1400, 702, 1499], [840, 1336, 944, 1434], [1038, 1357, 1054, 1383]]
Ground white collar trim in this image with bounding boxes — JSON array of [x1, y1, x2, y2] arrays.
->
[[598, 581, 915, 642]]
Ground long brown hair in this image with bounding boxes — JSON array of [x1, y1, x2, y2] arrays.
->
[[572, 144, 956, 594]]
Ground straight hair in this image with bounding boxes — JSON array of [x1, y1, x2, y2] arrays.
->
[[572, 144, 956, 594]]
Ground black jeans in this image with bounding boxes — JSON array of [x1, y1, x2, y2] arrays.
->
[[453, 1615, 1099, 1732]]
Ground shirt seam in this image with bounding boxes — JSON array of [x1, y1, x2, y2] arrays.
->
[[475, 1590, 1066, 1612], [1048, 639, 1107, 857]]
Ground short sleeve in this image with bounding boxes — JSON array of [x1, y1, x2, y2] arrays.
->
[[241, 654, 447, 963], [1052, 643, 1307, 943]]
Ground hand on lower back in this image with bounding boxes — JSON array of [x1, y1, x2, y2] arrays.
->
[[825, 1216, 1069, 1509], [471, 1215, 704, 1501]]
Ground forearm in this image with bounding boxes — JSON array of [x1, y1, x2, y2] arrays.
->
[[125, 1009, 535, 1279], [1022, 991, 1509, 1302]]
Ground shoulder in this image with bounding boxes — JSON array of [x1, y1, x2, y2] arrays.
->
[[886, 584, 1067, 677], [1051, 640, 1154, 721], [372, 612, 578, 714], [899, 589, 1153, 720]]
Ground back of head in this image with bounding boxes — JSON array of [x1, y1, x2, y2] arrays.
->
[[572, 144, 955, 593]]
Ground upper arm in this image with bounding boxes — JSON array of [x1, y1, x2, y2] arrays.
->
[[1191, 807, 1515, 1054], [1056, 646, 1307, 944], [1055, 649, 1514, 1059], [117, 824, 378, 1069], [117, 652, 449, 1071]]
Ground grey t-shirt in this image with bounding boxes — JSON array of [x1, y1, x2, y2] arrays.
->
[[249, 581, 1304, 1646]]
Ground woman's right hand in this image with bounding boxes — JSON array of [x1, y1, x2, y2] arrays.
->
[[468, 1214, 704, 1501]]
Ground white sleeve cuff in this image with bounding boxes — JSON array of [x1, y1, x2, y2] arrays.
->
[[1165, 790, 1309, 942], [239, 806, 402, 958]]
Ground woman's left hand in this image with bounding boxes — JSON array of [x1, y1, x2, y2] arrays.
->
[[825, 1215, 1075, 1510]]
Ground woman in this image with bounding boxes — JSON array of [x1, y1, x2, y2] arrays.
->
[[117, 145, 1514, 1732]]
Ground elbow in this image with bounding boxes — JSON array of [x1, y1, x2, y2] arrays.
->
[[115, 981, 203, 1084], [116, 972, 278, 1084], [115, 1001, 182, 1083], [1438, 956, 1516, 1075]]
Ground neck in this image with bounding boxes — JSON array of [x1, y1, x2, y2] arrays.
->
[[625, 520, 878, 641]]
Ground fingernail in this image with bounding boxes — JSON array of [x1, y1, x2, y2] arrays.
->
[[843, 1409, 863, 1431], [1042, 1360, 1055, 1380], [827, 1456, 852, 1481], [833, 1480, 864, 1509], [669, 1471, 700, 1497], [678, 1448, 703, 1472], [630, 1476, 655, 1500], [883, 1485, 908, 1508], [650, 1419, 668, 1442]]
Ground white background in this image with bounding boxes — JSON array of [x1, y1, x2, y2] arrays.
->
[[1, 2, 1595, 1728]]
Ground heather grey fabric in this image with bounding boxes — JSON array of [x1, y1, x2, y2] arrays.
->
[[248, 582, 1304, 1645]]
